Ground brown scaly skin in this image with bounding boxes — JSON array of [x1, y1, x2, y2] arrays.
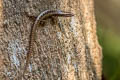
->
[[23, 10, 74, 76]]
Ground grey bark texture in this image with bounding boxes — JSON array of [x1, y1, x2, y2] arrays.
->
[[0, 0, 102, 80]]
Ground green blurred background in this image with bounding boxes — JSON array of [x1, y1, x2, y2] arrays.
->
[[94, 0, 120, 80]]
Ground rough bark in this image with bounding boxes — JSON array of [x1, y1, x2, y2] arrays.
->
[[0, 0, 102, 80]]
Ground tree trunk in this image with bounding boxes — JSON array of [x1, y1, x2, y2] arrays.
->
[[0, 0, 102, 80]]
